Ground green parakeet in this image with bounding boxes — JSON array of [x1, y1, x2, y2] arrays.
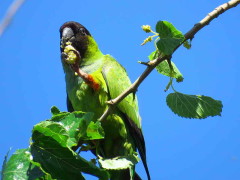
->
[[60, 21, 150, 180]]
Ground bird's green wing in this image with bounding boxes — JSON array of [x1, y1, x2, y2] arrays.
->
[[101, 55, 141, 127], [102, 55, 150, 180]]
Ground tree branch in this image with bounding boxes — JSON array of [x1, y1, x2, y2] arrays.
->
[[185, 0, 240, 40], [99, 0, 240, 122], [0, 0, 26, 37]]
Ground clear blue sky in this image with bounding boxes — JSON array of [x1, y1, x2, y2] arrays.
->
[[0, 1, 239, 179]]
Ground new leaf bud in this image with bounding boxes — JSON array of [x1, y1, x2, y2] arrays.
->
[[141, 36, 153, 46], [141, 25, 152, 33]]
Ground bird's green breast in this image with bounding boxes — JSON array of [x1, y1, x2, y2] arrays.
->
[[65, 57, 135, 157], [65, 60, 108, 119]]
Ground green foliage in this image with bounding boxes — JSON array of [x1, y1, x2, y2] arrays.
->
[[156, 60, 183, 82], [50, 106, 60, 115], [31, 133, 108, 180], [2, 107, 146, 179], [149, 50, 183, 82], [155, 21, 185, 55], [31, 107, 108, 179], [2, 149, 45, 180], [50, 106, 105, 141], [84, 121, 105, 140], [148, 50, 159, 61], [98, 154, 140, 170], [146, 22, 184, 83], [166, 92, 223, 119], [2, 107, 110, 180], [144, 20, 223, 119]]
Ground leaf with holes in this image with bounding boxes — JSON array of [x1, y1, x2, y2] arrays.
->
[[98, 154, 140, 170], [2, 149, 45, 180]]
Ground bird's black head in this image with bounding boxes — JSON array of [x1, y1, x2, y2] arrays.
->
[[60, 21, 91, 58]]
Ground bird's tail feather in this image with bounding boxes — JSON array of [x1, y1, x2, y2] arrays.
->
[[125, 115, 151, 180]]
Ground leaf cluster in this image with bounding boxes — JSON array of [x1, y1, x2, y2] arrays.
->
[[1, 107, 139, 180], [142, 21, 222, 119]]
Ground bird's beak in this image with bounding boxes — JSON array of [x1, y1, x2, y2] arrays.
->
[[61, 27, 81, 74], [62, 27, 74, 40], [61, 27, 74, 48]]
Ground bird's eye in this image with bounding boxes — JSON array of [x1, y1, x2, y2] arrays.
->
[[79, 28, 86, 35]]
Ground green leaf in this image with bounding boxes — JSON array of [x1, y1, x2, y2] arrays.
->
[[33, 121, 71, 148], [148, 50, 160, 61], [76, 112, 105, 140], [31, 132, 109, 180], [50, 106, 60, 115], [59, 111, 104, 143], [166, 92, 223, 119], [2, 149, 45, 180], [85, 121, 105, 140], [98, 154, 140, 170], [56, 112, 95, 145], [156, 60, 183, 82], [148, 50, 183, 82], [30, 108, 109, 180], [51, 111, 70, 122], [156, 21, 185, 55], [33, 110, 104, 150]]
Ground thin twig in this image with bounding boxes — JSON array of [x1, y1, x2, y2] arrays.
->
[[99, 0, 240, 121], [0, 0, 26, 37], [138, 61, 150, 66], [185, 0, 240, 40]]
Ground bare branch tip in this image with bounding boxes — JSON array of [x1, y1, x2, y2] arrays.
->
[[138, 61, 150, 66], [106, 100, 114, 105]]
